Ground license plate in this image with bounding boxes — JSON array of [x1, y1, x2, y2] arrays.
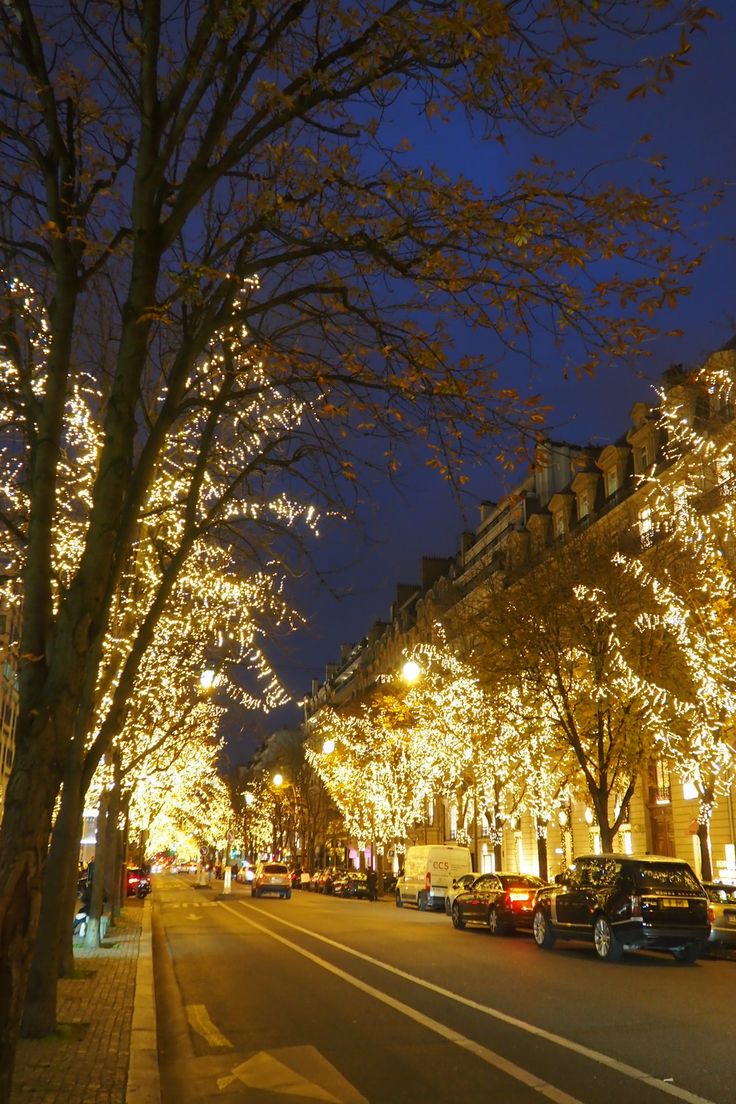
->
[[661, 898, 689, 908]]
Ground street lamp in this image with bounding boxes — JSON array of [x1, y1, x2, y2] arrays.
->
[[322, 738, 335, 755], [200, 668, 217, 690], [402, 659, 421, 684]]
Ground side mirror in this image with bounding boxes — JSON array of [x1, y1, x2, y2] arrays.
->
[[554, 872, 566, 885]]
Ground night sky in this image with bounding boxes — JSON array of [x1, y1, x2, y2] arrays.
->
[[233, 7, 736, 760]]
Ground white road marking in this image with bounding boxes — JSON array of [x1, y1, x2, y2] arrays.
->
[[185, 1003, 233, 1049], [217, 1046, 367, 1102], [219, 902, 582, 1104], [226, 902, 718, 1104]]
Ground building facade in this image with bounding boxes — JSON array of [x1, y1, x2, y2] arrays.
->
[[306, 342, 736, 884]]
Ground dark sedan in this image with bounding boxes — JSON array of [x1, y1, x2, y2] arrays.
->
[[332, 871, 370, 899], [451, 872, 546, 935]]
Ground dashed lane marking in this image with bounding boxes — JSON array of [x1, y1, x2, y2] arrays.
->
[[186, 1004, 234, 1049]]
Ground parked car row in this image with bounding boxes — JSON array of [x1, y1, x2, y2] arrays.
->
[[446, 853, 724, 965], [238, 846, 736, 963]]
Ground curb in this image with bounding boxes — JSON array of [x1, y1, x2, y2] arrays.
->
[[126, 898, 160, 1104]]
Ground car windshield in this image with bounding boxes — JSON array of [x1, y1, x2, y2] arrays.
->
[[263, 864, 287, 874], [634, 864, 702, 892], [706, 884, 736, 903]]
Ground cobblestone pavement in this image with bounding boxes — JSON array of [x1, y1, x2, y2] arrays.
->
[[10, 897, 158, 1104]]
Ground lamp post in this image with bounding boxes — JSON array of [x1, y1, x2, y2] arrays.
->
[[222, 829, 233, 894]]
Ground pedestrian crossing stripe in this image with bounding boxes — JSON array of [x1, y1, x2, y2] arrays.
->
[[163, 901, 217, 908]]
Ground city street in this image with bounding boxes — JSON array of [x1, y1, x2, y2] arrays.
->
[[152, 874, 735, 1104]]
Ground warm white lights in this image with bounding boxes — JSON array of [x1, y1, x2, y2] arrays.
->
[[401, 660, 421, 684]]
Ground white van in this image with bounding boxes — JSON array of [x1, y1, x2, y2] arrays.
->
[[395, 845, 473, 911]]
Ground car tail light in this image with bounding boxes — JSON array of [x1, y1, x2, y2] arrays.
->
[[630, 895, 642, 917], [424, 872, 431, 892], [708, 905, 715, 924]]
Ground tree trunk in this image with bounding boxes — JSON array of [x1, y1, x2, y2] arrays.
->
[[697, 822, 713, 881], [0, 739, 62, 1102], [21, 779, 85, 1037]]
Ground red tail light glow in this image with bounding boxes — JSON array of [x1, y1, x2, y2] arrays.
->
[[424, 872, 431, 891]]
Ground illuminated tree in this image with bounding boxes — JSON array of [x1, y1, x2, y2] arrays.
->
[[0, 0, 713, 1088], [616, 355, 736, 878], [459, 535, 665, 853], [308, 696, 429, 855]]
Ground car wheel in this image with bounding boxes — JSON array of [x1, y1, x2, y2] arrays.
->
[[395, 891, 403, 908], [593, 915, 623, 962], [418, 891, 428, 912], [488, 906, 503, 935], [532, 907, 555, 949], [451, 902, 466, 930], [672, 942, 699, 964]]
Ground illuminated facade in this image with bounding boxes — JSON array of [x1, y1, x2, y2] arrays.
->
[[306, 341, 736, 883]]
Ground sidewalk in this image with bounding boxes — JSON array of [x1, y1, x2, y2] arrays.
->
[[10, 897, 158, 1104]]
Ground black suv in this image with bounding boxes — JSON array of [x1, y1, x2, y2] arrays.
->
[[532, 854, 710, 963]]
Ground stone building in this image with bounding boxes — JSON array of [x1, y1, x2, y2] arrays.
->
[[305, 342, 736, 884]]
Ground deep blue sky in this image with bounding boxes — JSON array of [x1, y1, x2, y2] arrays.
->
[[234, 7, 736, 758]]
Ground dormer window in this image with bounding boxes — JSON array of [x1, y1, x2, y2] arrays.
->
[[605, 468, 618, 498], [578, 492, 590, 521], [554, 511, 566, 540]]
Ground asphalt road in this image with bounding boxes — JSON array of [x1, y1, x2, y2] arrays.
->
[[152, 874, 735, 1104]]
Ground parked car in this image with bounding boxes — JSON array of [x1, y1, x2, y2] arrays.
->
[[251, 860, 291, 899], [444, 872, 481, 916], [703, 882, 736, 947], [125, 867, 151, 897], [451, 872, 546, 934], [314, 867, 342, 894], [332, 871, 370, 899], [383, 872, 399, 895], [532, 854, 710, 963], [395, 845, 473, 911]]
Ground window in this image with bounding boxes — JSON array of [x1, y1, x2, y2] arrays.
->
[[715, 455, 733, 486], [639, 506, 653, 546], [554, 511, 566, 539], [577, 492, 589, 521], [683, 780, 698, 801], [605, 468, 618, 498], [639, 444, 649, 471]]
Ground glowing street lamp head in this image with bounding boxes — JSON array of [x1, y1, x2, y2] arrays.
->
[[272, 772, 284, 788], [402, 660, 421, 684], [200, 669, 216, 690], [322, 738, 335, 755]]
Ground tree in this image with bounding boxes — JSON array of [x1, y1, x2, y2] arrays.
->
[[307, 695, 429, 853], [615, 354, 736, 878], [0, 0, 712, 1091], [457, 535, 665, 852]]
